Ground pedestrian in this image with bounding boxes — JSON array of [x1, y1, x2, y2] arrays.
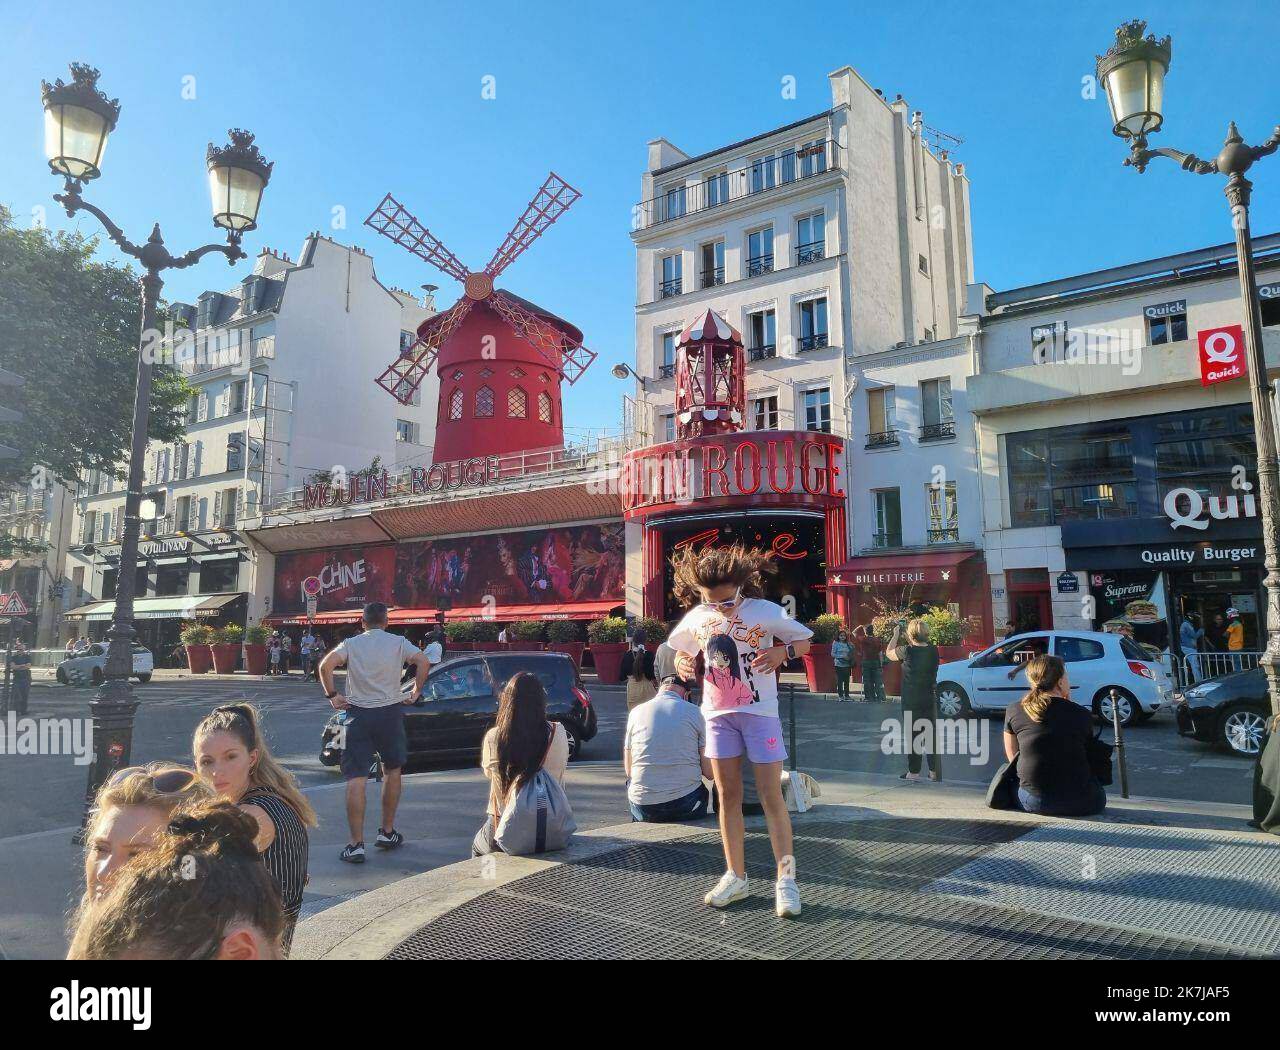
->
[[268, 634, 282, 675], [624, 644, 712, 822], [1225, 607, 1246, 671], [621, 628, 657, 711], [280, 633, 293, 676], [9, 638, 31, 715], [67, 799, 287, 960], [1179, 613, 1203, 685], [318, 602, 433, 864], [497, 625, 509, 644], [855, 625, 886, 703], [300, 627, 317, 680], [832, 629, 854, 700], [1003, 654, 1106, 817], [887, 618, 940, 781], [423, 627, 444, 667], [194, 702, 317, 954], [473, 671, 573, 856], [668, 543, 813, 919]]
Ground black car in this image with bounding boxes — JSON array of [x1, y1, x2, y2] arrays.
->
[[1174, 667, 1272, 757], [320, 651, 598, 768]]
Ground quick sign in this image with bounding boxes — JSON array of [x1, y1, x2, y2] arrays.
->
[[1197, 324, 1246, 386], [1258, 283, 1280, 300], [1163, 485, 1257, 531]]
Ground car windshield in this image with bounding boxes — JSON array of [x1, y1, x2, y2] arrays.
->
[[485, 655, 572, 696]]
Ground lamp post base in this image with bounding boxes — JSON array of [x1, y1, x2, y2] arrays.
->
[[74, 681, 140, 843]]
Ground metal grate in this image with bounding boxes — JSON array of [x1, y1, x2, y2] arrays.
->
[[387, 818, 1252, 960]]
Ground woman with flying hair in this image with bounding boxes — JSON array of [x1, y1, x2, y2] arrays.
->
[[68, 799, 285, 960], [194, 703, 316, 953], [668, 543, 812, 918]]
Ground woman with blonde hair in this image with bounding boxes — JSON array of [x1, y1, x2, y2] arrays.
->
[[1003, 654, 1105, 816], [887, 617, 940, 781], [194, 703, 316, 952], [68, 798, 285, 960]]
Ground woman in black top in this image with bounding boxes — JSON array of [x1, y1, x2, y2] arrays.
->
[[887, 618, 940, 781], [1003, 655, 1105, 817]]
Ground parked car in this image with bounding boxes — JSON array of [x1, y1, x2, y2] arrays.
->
[[320, 650, 598, 769], [934, 630, 1172, 726], [56, 642, 154, 685], [1173, 666, 1272, 757]]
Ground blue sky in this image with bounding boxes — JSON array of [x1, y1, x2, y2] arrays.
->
[[2, 0, 1277, 435]]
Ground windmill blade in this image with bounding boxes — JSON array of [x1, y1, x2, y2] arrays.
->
[[483, 172, 582, 280], [489, 291, 597, 385], [365, 194, 471, 284], [375, 299, 475, 404]]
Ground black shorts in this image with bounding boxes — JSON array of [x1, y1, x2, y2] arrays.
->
[[340, 703, 408, 779]]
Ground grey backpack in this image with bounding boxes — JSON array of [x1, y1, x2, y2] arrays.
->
[[494, 725, 577, 855]]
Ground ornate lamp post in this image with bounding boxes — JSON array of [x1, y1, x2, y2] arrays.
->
[[1096, 21, 1280, 716], [40, 63, 273, 828]]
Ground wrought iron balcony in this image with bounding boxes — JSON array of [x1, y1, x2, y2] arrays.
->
[[795, 241, 825, 265], [659, 277, 683, 299], [865, 430, 900, 449], [745, 254, 774, 278], [797, 332, 829, 353], [700, 267, 725, 288], [919, 420, 956, 441], [748, 344, 777, 362], [658, 363, 676, 379], [927, 526, 960, 544], [871, 531, 903, 549]]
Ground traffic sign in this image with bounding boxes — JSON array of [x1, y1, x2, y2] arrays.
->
[[0, 592, 28, 616], [306, 596, 318, 620]]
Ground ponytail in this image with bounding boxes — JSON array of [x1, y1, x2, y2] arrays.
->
[[1020, 654, 1066, 723]]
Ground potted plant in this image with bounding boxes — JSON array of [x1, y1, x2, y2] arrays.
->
[[445, 620, 476, 651], [180, 622, 213, 675], [802, 613, 843, 694], [506, 619, 546, 651], [209, 624, 244, 674], [243, 622, 271, 675], [471, 619, 501, 650], [633, 616, 669, 650], [917, 606, 974, 664], [587, 616, 629, 684], [546, 619, 586, 666]]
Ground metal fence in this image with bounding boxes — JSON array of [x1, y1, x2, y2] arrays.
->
[[1176, 650, 1264, 688]]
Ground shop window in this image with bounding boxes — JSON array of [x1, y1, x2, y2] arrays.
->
[[537, 391, 553, 424], [508, 387, 527, 418], [199, 559, 240, 594], [155, 567, 189, 597], [475, 386, 494, 418], [449, 389, 464, 421]]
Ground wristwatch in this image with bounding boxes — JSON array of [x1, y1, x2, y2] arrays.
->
[[325, 688, 338, 700], [785, 643, 797, 660]]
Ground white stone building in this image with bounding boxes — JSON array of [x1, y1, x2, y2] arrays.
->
[[0, 476, 75, 647]]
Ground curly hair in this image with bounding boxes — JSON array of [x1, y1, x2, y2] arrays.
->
[[671, 543, 776, 608]]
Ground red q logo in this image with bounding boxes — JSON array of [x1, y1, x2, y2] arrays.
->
[[1197, 324, 1245, 387]]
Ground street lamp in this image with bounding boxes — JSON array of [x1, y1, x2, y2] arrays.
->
[[40, 63, 273, 830], [1096, 20, 1280, 716]]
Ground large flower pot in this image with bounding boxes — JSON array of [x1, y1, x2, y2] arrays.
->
[[882, 660, 903, 698], [504, 641, 545, 652], [546, 642, 585, 667], [590, 642, 627, 684], [185, 644, 212, 675], [802, 644, 836, 694], [937, 645, 971, 666], [243, 643, 269, 676], [447, 641, 475, 652], [210, 643, 240, 675]]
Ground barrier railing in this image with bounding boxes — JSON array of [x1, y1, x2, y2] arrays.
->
[[1177, 650, 1263, 687]]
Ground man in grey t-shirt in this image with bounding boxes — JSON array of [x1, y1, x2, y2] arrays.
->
[[624, 644, 712, 822]]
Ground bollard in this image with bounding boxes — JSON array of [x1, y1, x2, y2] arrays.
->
[[788, 681, 797, 772], [1109, 687, 1130, 799]]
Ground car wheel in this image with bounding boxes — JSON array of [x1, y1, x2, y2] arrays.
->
[[1218, 704, 1268, 757], [1094, 688, 1138, 727], [935, 682, 971, 718], [91, 667, 103, 686], [56, 667, 67, 684], [562, 724, 583, 761], [134, 674, 152, 683]]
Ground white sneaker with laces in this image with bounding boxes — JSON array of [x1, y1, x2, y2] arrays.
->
[[775, 876, 802, 918], [704, 871, 749, 908]]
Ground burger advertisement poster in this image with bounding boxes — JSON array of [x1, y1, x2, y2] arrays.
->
[[1089, 570, 1169, 651]]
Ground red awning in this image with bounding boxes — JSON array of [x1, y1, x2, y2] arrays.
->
[[388, 600, 620, 624], [828, 550, 978, 588], [262, 610, 364, 627]]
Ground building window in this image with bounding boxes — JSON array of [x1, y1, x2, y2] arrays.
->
[[508, 387, 527, 418], [509, 367, 526, 378], [663, 182, 686, 221], [1031, 321, 1068, 364], [746, 227, 774, 277], [705, 171, 729, 207], [449, 389, 464, 420], [175, 495, 193, 533], [475, 386, 494, 418], [747, 309, 776, 360], [803, 387, 831, 433], [751, 395, 778, 430], [659, 332, 677, 379], [1147, 304, 1188, 345], [797, 298, 828, 352], [867, 387, 897, 447], [538, 391, 553, 424], [749, 154, 777, 193], [214, 488, 238, 528], [660, 254, 682, 298], [539, 372, 550, 383], [927, 482, 959, 544], [661, 414, 676, 442], [478, 367, 493, 379], [81, 510, 96, 545], [796, 212, 825, 264], [396, 419, 420, 443], [199, 559, 239, 594], [918, 254, 930, 276], [230, 379, 246, 414], [392, 379, 421, 405], [1154, 405, 1256, 517], [920, 378, 955, 440], [1262, 291, 1280, 327], [798, 138, 827, 177], [1008, 424, 1136, 527], [700, 241, 725, 288], [872, 489, 902, 548]]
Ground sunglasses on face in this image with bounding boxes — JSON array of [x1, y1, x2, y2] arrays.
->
[[106, 766, 200, 794], [701, 588, 742, 612]]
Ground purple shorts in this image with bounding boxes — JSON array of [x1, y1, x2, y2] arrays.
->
[[705, 712, 787, 765]]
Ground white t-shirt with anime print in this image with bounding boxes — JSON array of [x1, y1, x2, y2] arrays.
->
[[667, 598, 814, 721]]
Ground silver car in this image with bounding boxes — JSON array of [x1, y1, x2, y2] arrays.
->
[[57, 642, 154, 685]]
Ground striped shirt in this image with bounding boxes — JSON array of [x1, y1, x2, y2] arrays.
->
[[241, 787, 309, 951]]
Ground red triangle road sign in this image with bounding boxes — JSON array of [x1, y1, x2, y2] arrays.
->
[[0, 592, 29, 616]]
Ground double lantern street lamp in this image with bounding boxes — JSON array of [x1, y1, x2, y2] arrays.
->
[[40, 62, 273, 827], [1096, 21, 1280, 717]]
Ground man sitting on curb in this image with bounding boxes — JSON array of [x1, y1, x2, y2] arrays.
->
[[624, 643, 713, 823]]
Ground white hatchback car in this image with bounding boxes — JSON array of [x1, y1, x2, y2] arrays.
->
[[934, 631, 1173, 726], [57, 642, 154, 685]]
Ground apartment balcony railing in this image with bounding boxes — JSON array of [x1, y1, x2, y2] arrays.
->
[[658, 363, 676, 379], [659, 277, 683, 299], [748, 344, 777, 362], [927, 526, 961, 544], [179, 334, 275, 376], [797, 332, 829, 353], [633, 139, 841, 230], [920, 421, 956, 442], [866, 430, 900, 449], [871, 531, 903, 550], [700, 267, 725, 289], [745, 254, 774, 278], [795, 241, 825, 265]]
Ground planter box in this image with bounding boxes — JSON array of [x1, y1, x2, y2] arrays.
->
[[446, 641, 475, 652], [937, 645, 972, 665], [243, 644, 269, 676], [185, 644, 212, 675], [504, 641, 546, 652], [546, 642, 585, 667], [210, 643, 240, 675], [802, 644, 836, 694], [590, 642, 627, 684]]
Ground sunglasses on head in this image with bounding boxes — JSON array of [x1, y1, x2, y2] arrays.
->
[[106, 766, 200, 794]]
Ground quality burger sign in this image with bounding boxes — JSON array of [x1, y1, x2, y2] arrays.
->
[[1197, 324, 1246, 387]]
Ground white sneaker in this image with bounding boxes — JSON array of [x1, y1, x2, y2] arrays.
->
[[775, 876, 802, 918], [704, 871, 749, 908]]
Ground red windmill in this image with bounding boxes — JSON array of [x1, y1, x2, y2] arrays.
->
[[365, 173, 598, 462]]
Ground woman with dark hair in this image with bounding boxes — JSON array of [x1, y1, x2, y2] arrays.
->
[[620, 628, 657, 711], [473, 672, 570, 855], [887, 618, 941, 781], [831, 629, 854, 701], [1003, 654, 1106, 817]]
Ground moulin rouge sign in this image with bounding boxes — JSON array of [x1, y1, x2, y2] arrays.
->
[[303, 456, 500, 510], [622, 432, 845, 517]]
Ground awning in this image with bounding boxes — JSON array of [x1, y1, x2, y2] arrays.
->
[[63, 593, 245, 622], [828, 550, 979, 588], [388, 600, 621, 624], [262, 609, 364, 627]]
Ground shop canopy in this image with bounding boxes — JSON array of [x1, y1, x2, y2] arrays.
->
[[63, 593, 242, 622], [828, 550, 979, 588], [262, 600, 621, 629]]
